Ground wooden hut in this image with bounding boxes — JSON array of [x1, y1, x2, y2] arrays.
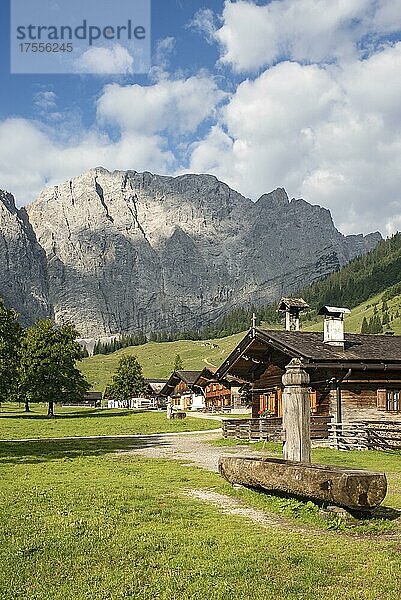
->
[[159, 370, 203, 410], [215, 306, 401, 422], [194, 368, 247, 412]]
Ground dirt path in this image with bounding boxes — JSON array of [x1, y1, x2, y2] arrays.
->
[[123, 429, 260, 471], [124, 430, 312, 532]]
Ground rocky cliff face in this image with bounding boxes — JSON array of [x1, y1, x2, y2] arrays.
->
[[0, 168, 381, 337], [0, 190, 50, 325]]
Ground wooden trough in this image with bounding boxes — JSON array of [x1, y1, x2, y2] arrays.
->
[[219, 456, 387, 511]]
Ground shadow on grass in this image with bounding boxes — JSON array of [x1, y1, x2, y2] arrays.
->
[[356, 505, 401, 521], [0, 436, 169, 465], [0, 409, 150, 420]]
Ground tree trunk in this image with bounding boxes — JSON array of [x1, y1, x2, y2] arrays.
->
[[47, 401, 54, 417], [24, 399, 30, 412]]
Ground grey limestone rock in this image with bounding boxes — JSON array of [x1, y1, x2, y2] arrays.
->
[[0, 168, 381, 337]]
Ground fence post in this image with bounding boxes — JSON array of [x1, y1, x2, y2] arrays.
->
[[282, 358, 311, 463]]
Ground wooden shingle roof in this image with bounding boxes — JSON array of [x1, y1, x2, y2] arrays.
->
[[159, 370, 203, 396], [260, 330, 401, 362], [215, 328, 401, 381]]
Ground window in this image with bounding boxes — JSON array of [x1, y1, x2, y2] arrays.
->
[[387, 391, 400, 412], [377, 389, 400, 412]]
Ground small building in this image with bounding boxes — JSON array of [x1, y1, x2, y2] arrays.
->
[[143, 379, 168, 408], [194, 368, 248, 412], [215, 303, 401, 422], [159, 370, 203, 410], [63, 391, 102, 407]]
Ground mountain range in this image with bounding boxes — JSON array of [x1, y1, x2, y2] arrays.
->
[[0, 167, 381, 338]]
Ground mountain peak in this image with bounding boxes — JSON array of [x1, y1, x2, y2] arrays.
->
[[0, 190, 18, 215], [256, 187, 289, 207]]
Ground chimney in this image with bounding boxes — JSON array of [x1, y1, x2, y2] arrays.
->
[[318, 306, 351, 348], [278, 298, 310, 331]]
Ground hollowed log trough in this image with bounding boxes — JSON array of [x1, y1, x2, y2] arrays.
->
[[219, 456, 387, 511]]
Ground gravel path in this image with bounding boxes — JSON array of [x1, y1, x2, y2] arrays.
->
[[124, 429, 261, 472]]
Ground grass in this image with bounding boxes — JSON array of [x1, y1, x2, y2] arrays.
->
[[303, 290, 401, 335], [0, 403, 220, 440], [78, 332, 244, 391], [1, 437, 401, 600]]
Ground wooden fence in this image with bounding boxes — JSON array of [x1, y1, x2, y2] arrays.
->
[[329, 421, 401, 451], [222, 416, 329, 442]]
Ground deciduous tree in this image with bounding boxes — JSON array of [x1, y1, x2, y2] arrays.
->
[[20, 320, 90, 417], [0, 298, 22, 404]]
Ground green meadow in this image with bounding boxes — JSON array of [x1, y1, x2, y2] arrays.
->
[[1, 430, 400, 600], [79, 332, 244, 392], [0, 404, 220, 440], [78, 289, 401, 394]]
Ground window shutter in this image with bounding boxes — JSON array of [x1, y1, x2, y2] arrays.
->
[[277, 389, 283, 417], [310, 390, 318, 413], [268, 393, 276, 413], [376, 389, 387, 411]]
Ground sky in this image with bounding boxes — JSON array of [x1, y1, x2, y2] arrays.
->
[[1, 0, 401, 236]]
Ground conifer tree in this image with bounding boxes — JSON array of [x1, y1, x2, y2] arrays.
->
[[173, 354, 184, 371], [108, 355, 145, 402]]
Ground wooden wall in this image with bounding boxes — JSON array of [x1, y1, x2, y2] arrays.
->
[[251, 366, 401, 422]]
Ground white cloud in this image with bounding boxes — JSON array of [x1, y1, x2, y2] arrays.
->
[[187, 44, 401, 235], [0, 118, 173, 205], [0, 73, 225, 205], [34, 91, 57, 111], [211, 0, 401, 72], [189, 8, 217, 44], [153, 37, 176, 71], [97, 74, 227, 135], [75, 44, 134, 75]]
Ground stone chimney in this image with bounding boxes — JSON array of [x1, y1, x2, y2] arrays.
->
[[318, 306, 351, 348], [278, 298, 310, 331]]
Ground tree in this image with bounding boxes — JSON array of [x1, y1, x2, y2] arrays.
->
[[20, 320, 90, 417], [108, 355, 145, 403], [0, 298, 22, 405], [173, 354, 184, 371], [360, 316, 369, 334]]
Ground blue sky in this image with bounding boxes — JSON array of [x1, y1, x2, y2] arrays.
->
[[1, 0, 401, 237]]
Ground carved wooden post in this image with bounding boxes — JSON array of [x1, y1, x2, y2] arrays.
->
[[282, 358, 311, 463]]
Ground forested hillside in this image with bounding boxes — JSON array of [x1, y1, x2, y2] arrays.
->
[[204, 233, 401, 337], [301, 233, 401, 310]]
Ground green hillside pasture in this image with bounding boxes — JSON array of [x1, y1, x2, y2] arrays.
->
[[306, 291, 401, 335], [79, 332, 244, 391], [0, 404, 220, 440], [0, 440, 400, 600]]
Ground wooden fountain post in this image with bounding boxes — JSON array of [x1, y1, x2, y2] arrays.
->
[[219, 360, 387, 510], [282, 358, 311, 463]]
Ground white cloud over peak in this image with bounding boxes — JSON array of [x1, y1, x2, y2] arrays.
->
[[0, 117, 174, 204], [97, 74, 227, 135], [211, 0, 401, 72], [0, 72, 225, 204], [187, 43, 401, 235], [75, 44, 134, 75]]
